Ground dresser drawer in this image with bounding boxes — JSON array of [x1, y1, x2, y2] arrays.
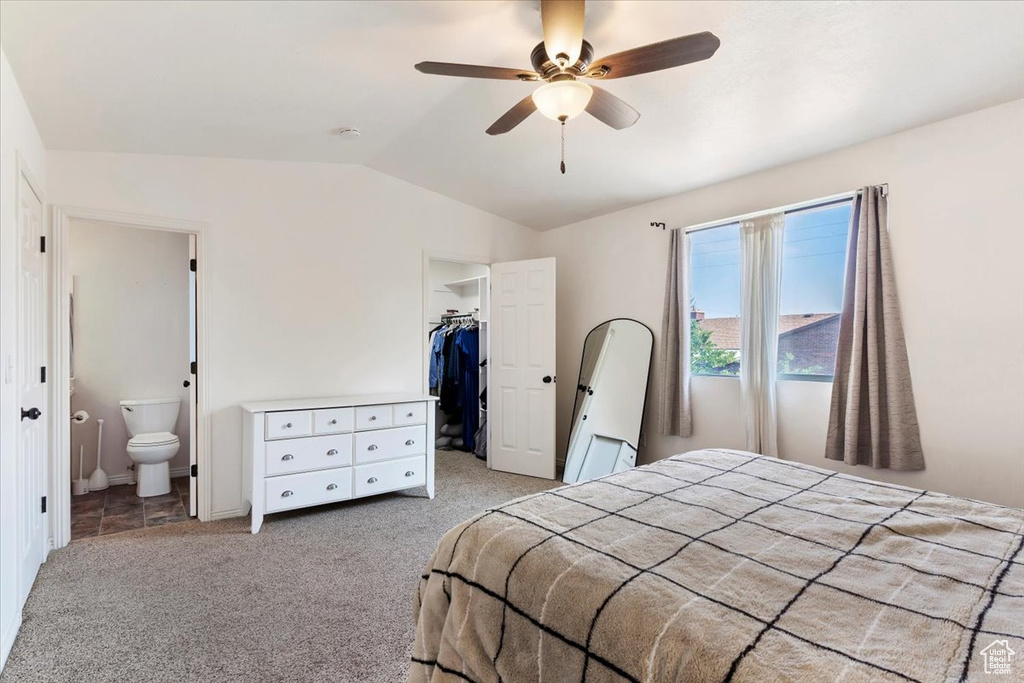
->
[[355, 405, 393, 430], [353, 456, 426, 497], [265, 434, 353, 476], [313, 407, 353, 435], [354, 425, 426, 464], [265, 468, 352, 513], [265, 410, 312, 440], [393, 402, 427, 426]]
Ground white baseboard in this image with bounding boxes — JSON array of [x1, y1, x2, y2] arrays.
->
[[1, 610, 22, 675], [76, 466, 190, 490], [209, 507, 245, 521]]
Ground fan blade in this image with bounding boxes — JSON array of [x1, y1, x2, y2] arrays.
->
[[541, 0, 585, 66], [415, 62, 538, 81], [486, 95, 537, 135], [585, 85, 640, 130], [587, 32, 720, 79]]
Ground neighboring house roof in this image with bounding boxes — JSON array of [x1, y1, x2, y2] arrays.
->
[[698, 314, 838, 350]]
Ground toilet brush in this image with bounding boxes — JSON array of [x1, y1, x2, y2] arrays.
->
[[72, 445, 90, 496], [88, 418, 109, 491]]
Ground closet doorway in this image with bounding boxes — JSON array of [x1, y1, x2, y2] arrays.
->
[[423, 253, 558, 480], [424, 256, 490, 466]]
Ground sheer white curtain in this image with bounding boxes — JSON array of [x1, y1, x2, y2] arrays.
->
[[739, 213, 785, 455]]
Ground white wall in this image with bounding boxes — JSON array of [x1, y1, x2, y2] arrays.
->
[[69, 220, 191, 482], [46, 152, 539, 518], [0, 47, 48, 670], [540, 99, 1024, 508]]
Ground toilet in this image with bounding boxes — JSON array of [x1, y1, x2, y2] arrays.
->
[[120, 398, 181, 498]]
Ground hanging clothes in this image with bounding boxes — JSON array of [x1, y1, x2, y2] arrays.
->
[[429, 316, 482, 452], [438, 328, 460, 414], [455, 327, 479, 451], [428, 326, 446, 395]]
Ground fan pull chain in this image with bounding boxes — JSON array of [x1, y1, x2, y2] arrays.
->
[[560, 121, 566, 174]]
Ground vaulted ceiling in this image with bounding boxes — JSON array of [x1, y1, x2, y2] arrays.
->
[[2, 1, 1022, 230]]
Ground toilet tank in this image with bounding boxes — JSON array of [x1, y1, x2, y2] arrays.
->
[[120, 398, 181, 436]]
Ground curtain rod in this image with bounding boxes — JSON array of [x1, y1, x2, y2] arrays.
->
[[651, 184, 888, 233]]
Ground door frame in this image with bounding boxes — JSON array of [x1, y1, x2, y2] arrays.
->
[[49, 206, 212, 549], [421, 249, 491, 466]]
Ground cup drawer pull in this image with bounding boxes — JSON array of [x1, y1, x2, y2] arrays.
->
[[405, 439, 415, 446], [367, 477, 378, 484], [281, 490, 293, 498], [327, 449, 338, 456], [281, 454, 294, 461], [326, 483, 338, 491], [367, 444, 378, 451], [405, 471, 415, 477]]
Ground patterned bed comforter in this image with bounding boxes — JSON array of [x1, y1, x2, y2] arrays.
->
[[411, 449, 1024, 682]]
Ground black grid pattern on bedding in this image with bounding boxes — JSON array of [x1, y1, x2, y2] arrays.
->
[[412, 450, 1024, 683]]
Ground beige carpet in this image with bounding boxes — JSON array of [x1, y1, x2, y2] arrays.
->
[[1, 452, 558, 683]]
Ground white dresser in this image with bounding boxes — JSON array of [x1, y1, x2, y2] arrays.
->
[[241, 393, 437, 534]]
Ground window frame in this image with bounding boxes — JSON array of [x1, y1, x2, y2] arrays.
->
[[686, 193, 854, 383]]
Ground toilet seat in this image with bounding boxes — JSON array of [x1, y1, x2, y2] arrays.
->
[[128, 431, 179, 448]]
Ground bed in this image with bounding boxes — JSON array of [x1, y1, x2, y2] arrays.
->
[[411, 449, 1024, 682]]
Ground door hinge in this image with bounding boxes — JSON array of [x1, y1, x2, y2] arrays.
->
[[190, 464, 197, 477], [41, 496, 47, 513], [190, 361, 196, 375], [40, 366, 46, 383], [40, 236, 46, 253], [189, 258, 196, 272]]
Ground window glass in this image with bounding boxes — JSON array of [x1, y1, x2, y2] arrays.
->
[[777, 202, 852, 378], [689, 223, 741, 376]]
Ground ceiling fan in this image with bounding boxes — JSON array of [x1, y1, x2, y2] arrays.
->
[[414, 0, 720, 172]]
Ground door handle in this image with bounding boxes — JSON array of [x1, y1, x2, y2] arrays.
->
[[21, 407, 41, 421], [183, 380, 191, 388], [542, 375, 555, 384]]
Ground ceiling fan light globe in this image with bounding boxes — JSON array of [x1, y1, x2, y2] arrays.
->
[[532, 81, 593, 122]]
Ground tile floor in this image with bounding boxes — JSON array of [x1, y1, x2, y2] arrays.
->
[[70, 476, 192, 540]]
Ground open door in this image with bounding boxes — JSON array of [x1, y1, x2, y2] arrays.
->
[[187, 235, 198, 517], [16, 168, 47, 601], [489, 258, 557, 479]]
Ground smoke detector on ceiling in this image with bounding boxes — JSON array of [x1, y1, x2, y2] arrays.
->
[[335, 127, 361, 140]]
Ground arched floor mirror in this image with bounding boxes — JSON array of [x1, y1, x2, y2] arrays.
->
[[563, 318, 654, 484]]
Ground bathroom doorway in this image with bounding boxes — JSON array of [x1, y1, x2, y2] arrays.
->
[[50, 208, 209, 548]]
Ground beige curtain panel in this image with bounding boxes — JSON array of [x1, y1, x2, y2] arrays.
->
[[660, 228, 693, 437], [739, 213, 785, 456], [826, 187, 924, 470]]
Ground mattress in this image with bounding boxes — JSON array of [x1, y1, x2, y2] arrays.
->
[[411, 449, 1024, 682]]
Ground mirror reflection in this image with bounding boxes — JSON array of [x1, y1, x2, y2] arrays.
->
[[563, 319, 654, 483]]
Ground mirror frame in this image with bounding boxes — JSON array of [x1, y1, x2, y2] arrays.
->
[[565, 317, 655, 470]]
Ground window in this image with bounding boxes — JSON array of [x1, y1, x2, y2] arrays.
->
[[690, 223, 741, 376], [689, 198, 852, 380], [777, 201, 852, 379]]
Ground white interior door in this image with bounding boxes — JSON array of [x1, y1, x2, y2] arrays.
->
[[187, 235, 197, 517], [17, 170, 46, 601], [489, 258, 556, 478]]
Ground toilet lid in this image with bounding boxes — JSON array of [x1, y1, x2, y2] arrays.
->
[[129, 432, 179, 447]]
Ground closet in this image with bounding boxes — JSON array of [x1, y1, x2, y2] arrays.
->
[[426, 259, 489, 462]]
